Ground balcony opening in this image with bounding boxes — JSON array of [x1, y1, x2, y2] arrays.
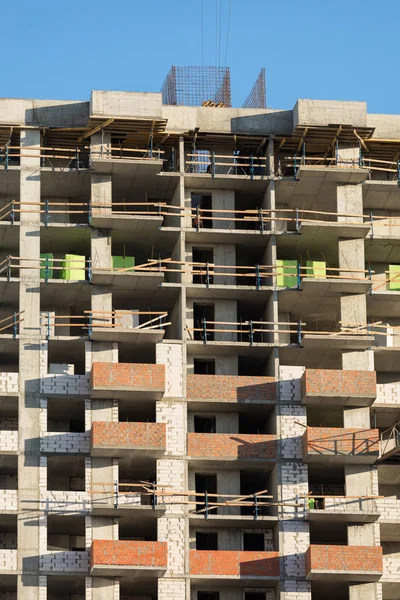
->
[[194, 359, 215, 375], [239, 413, 269, 435], [243, 532, 265, 551], [191, 194, 212, 228], [378, 464, 400, 499], [196, 531, 218, 550], [47, 456, 85, 491], [118, 344, 155, 365], [195, 473, 217, 512], [240, 470, 270, 516], [308, 465, 345, 506], [0, 456, 17, 490], [309, 522, 347, 545], [47, 341, 86, 375], [238, 356, 268, 376], [119, 515, 157, 541], [192, 248, 214, 284], [118, 398, 156, 423], [47, 515, 85, 551], [193, 304, 215, 341], [47, 576, 85, 600], [119, 461, 156, 497], [47, 398, 85, 433], [194, 415, 216, 433], [198, 593, 219, 600], [0, 515, 17, 549], [244, 592, 271, 600], [120, 581, 158, 600], [307, 407, 343, 428], [311, 581, 349, 600]]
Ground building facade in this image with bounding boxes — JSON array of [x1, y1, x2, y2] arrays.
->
[[0, 92, 398, 600]]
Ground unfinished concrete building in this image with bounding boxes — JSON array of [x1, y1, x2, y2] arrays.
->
[[0, 77, 400, 600]]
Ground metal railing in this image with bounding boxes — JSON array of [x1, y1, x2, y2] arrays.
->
[[185, 152, 267, 179]]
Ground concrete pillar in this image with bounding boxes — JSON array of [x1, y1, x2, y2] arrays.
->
[[212, 190, 234, 230], [156, 343, 187, 600], [18, 129, 42, 599], [337, 184, 363, 223]]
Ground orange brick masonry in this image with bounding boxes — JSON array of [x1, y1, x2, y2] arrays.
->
[[91, 422, 166, 450], [91, 540, 167, 569], [306, 545, 383, 574], [92, 362, 165, 391], [187, 375, 276, 402], [304, 427, 380, 457], [188, 433, 277, 460], [190, 550, 279, 577], [302, 369, 376, 398]]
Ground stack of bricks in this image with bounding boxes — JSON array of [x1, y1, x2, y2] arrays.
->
[[187, 432, 277, 460]]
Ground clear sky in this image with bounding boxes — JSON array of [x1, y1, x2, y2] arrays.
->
[[2, 0, 399, 114]]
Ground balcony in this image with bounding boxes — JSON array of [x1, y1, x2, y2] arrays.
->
[[90, 540, 167, 577], [305, 545, 383, 581], [306, 496, 379, 523], [190, 550, 279, 580], [91, 362, 165, 400], [187, 433, 276, 466], [301, 369, 376, 407], [186, 374, 276, 406], [91, 422, 166, 458], [303, 428, 380, 464]]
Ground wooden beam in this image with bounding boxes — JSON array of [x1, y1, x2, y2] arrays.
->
[[354, 129, 368, 152], [296, 128, 308, 154], [77, 117, 114, 143]]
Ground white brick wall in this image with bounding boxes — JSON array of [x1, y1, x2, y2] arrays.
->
[[0, 550, 17, 571], [40, 374, 90, 396], [281, 521, 309, 579], [377, 497, 400, 522], [382, 556, 400, 581], [39, 551, 89, 573], [282, 580, 311, 600], [0, 373, 18, 396], [156, 343, 184, 398], [156, 402, 186, 455], [375, 382, 400, 406], [40, 432, 90, 454], [158, 578, 186, 600], [0, 490, 17, 511], [279, 405, 306, 460], [158, 517, 185, 575], [0, 431, 17, 453], [157, 459, 185, 516], [279, 366, 304, 403]]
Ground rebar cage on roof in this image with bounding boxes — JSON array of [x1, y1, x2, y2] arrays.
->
[[243, 68, 266, 110], [161, 66, 232, 107]]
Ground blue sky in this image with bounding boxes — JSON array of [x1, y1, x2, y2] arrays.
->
[[2, 0, 399, 113]]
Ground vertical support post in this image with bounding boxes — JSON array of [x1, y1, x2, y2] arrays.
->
[[250, 154, 255, 180], [253, 493, 259, 520], [87, 258, 92, 283], [202, 318, 207, 345], [302, 141, 306, 165], [295, 207, 299, 233], [88, 312, 93, 339], [152, 481, 157, 511], [255, 264, 261, 291], [7, 256, 11, 283], [206, 262, 210, 290], [335, 140, 339, 165], [75, 148, 80, 171], [44, 254, 49, 283], [11, 201, 15, 226], [5, 146, 9, 172], [88, 199, 92, 226], [370, 212, 374, 240], [397, 159, 400, 186], [44, 199, 49, 228], [298, 319, 303, 346], [171, 146, 176, 172], [13, 312, 17, 339], [149, 133, 154, 158], [249, 320, 254, 346], [46, 312, 51, 341], [297, 262, 301, 289], [196, 205, 200, 233], [204, 491, 209, 520], [258, 208, 264, 233], [211, 152, 216, 179], [114, 480, 118, 510]]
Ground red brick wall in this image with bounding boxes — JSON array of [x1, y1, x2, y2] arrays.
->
[[91, 540, 167, 569], [91, 362, 165, 391], [187, 375, 276, 402], [190, 550, 279, 577], [302, 369, 376, 399], [305, 545, 383, 574], [304, 427, 379, 458], [188, 433, 277, 460], [91, 422, 166, 451]]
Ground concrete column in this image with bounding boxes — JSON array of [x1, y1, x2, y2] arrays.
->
[[156, 343, 188, 600], [212, 190, 234, 230], [337, 184, 363, 223], [18, 129, 42, 599]]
